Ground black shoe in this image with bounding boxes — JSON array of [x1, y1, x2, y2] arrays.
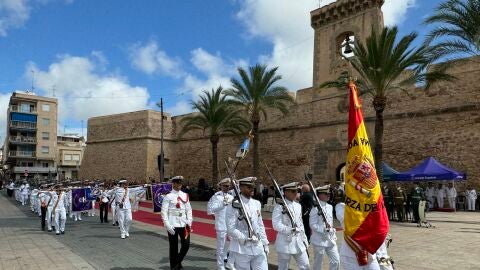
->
[[61, 231, 65, 235], [47, 229, 52, 232], [56, 232, 60, 235], [112, 223, 116, 226], [100, 220, 103, 223], [115, 222, 119, 226]]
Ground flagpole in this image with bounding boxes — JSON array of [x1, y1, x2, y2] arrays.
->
[[160, 98, 165, 182]]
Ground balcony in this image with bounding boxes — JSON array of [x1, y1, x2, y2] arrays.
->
[[10, 105, 37, 114], [9, 136, 37, 144], [8, 151, 36, 158], [10, 121, 36, 130], [13, 166, 54, 174]]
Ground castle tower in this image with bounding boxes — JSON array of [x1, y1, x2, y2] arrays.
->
[[311, 0, 384, 89]]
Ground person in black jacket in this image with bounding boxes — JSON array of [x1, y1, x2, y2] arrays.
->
[[299, 183, 314, 243]]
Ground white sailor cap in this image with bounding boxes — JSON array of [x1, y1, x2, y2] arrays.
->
[[280, 182, 300, 191], [238, 177, 256, 186], [118, 179, 127, 184], [171, 176, 184, 183], [218, 178, 231, 186], [315, 184, 331, 194]]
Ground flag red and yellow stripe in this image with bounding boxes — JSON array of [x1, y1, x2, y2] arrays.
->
[[344, 81, 389, 254]]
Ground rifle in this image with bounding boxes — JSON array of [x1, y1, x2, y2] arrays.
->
[[224, 160, 255, 238], [306, 177, 332, 230], [264, 163, 297, 229]]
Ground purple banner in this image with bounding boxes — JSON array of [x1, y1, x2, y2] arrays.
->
[[152, 183, 172, 212], [72, 188, 93, 212]]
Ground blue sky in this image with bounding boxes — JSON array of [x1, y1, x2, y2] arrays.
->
[[0, 0, 443, 139]]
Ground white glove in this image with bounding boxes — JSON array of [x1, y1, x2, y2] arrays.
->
[[248, 235, 259, 244], [263, 245, 270, 255], [166, 225, 175, 235], [327, 227, 336, 233]]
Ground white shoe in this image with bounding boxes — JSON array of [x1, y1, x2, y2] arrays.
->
[[225, 263, 235, 270], [78, 217, 82, 221], [125, 232, 129, 237], [74, 217, 77, 221], [121, 234, 125, 239]]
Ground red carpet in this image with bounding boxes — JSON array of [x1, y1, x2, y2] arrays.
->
[[132, 208, 277, 242]]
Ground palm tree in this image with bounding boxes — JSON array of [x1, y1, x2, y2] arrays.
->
[[225, 64, 294, 177], [180, 86, 250, 182], [424, 0, 480, 58], [321, 27, 454, 181]]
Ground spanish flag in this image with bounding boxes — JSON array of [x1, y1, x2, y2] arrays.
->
[[344, 80, 389, 261]]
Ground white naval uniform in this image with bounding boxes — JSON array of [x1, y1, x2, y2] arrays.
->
[[108, 186, 145, 237], [208, 190, 234, 270], [425, 187, 435, 209], [110, 192, 118, 225], [335, 203, 380, 270], [52, 192, 68, 234], [446, 187, 457, 210], [226, 195, 269, 270], [161, 189, 193, 230], [466, 189, 477, 211], [310, 201, 340, 270], [20, 184, 29, 205], [436, 187, 446, 208], [45, 191, 57, 231], [272, 199, 309, 270]]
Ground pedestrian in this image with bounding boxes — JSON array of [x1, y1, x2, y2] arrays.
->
[[207, 178, 235, 270], [465, 186, 477, 211], [272, 182, 309, 270], [161, 176, 192, 270], [226, 177, 269, 270], [425, 182, 435, 210], [436, 183, 446, 209], [310, 184, 340, 270], [299, 183, 314, 243], [107, 180, 146, 239], [446, 183, 457, 210]]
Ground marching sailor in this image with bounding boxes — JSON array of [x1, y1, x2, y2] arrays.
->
[[110, 182, 119, 226], [20, 182, 29, 206], [272, 182, 309, 270], [207, 178, 235, 270], [465, 186, 477, 211], [38, 187, 49, 231], [52, 186, 68, 235], [226, 177, 269, 270], [161, 176, 193, 270], [310, 184, 340, 270], [107, 179, 146, 239]]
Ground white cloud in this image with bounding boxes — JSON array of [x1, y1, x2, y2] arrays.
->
[[26, 53, 150, 123], [0, 0, 73, 37], [382, 0, 416, 26], [235, 0, 416, 90], [129, 40, 183, 78], [0, 0, 30, 36], [165, 100, 191, 116]]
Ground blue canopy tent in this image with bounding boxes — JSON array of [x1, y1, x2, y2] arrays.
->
[[395, 157, 466, 182], [382, 162, 400, 181]]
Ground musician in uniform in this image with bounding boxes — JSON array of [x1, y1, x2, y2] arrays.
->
[[107, 179, 146, 239], [226, 177, 269, 270], [310, 184, 340, 270], [38, 186, 50, 231], [161, 176, 193, 270], [207, 178, 235, 270], [272, 182, 309, 270]]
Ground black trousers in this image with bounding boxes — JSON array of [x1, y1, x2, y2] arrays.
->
[[41, 206, 47, 230], [168, 227, 190, 269], [302, 215, 311, 243], [99, 202, 109, 223]]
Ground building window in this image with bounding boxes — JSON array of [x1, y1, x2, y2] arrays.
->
[[42, 162, 49, 168], [20, 103, 31, 113], [42, 118, 50, 126], [42, 132, 49, 140], [42, 104, 50, 112], [64, 154, 72, 161], [72, 154, 80, 161], [41, 146, 49, 154]]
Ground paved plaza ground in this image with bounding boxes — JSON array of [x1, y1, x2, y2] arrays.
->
[[0, 191, 479, 270]]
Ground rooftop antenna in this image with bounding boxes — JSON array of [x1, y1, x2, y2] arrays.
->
[[30, 70, 35, 91]]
